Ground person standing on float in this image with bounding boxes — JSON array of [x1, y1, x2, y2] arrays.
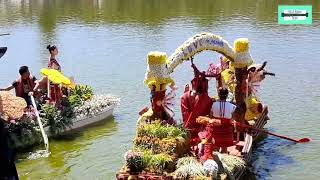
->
[[47, 45, 61, 71], [46, 45, 62, 103]]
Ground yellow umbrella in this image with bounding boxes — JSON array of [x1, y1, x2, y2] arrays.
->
[[40, 68, 71, 85]]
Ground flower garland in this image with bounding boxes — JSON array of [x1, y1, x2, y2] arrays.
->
[[167, 32, 235, 73], [74, 94, 120, 120]]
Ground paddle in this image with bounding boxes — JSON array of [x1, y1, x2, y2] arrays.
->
[[30, 96, 50, 152], [236, 122, 310, 143]]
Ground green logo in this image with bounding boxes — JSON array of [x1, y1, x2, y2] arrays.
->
[[278, 5, 312, 25]]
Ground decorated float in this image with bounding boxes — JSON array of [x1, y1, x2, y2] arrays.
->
[[0, 67, 119, 151], [116, 33, 276, 179]]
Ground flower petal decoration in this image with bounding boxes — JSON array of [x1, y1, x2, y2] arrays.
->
[[0, 91, 26, 121]]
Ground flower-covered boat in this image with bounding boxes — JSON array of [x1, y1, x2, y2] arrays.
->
[[116, 33, 274, 179], [1, 72, 119, 151]]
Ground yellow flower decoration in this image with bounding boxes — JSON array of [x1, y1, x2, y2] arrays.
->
[[234, 38, 249, 53], [221, 69, 236, 93], [144, 51, 174, 91], [233, 38, 254, 68], [245, 96, 262, 121]]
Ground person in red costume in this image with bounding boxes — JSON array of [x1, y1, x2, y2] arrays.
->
[[210, 87, 236, 153], [181, 58, 213, 146], [39, 45, 63, 104]]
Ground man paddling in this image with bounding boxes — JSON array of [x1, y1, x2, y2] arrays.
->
[[0, 66, 40, 107]]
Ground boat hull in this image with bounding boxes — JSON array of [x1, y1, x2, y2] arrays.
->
[[45, 104, 115, 136]]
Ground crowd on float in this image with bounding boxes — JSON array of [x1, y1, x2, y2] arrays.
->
[[118, 35, 276, 179]]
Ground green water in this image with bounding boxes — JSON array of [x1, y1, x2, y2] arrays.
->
[[0, 0, 319, 179]]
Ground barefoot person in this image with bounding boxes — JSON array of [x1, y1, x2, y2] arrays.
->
[[0, 66, 39, 107]]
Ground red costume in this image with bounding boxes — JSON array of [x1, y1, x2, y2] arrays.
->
[[151, 90, 166, 118], [48, 57, 62, 103], [48, 58, 61, 71], [210, 118, 234, 147], [181, 61, 213, 145], [14, 76, 35, 98]]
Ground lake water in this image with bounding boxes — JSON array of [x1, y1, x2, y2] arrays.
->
[[0, 0, 319, 179]]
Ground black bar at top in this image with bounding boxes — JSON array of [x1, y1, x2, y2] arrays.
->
[[281, 12, 308, 17]]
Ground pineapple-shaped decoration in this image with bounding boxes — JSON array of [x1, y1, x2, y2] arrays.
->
[[143, 51, 176, 122], [233, 38, 254, 123]]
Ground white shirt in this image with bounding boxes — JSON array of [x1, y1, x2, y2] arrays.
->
[[211, 101, 236, 119]]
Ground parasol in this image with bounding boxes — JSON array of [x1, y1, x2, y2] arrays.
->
[[40, 68, 71, 85]]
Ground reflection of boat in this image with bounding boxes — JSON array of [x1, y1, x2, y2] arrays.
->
[[44, 104, 116, 136], [117, 33, 273, 179]]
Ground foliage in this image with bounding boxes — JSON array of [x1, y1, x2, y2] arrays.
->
[[134, 136, 179, 156], [125, 148, 174, 173], [67, 94, 82, 107], [142, 150, 173, 173], [134, 121, 188, 159], [220, 153, 246, 173], [40, 104, 73, 135], [8, 118, 42, 150], [137, 120, 187, 140], [124, 150, 144, 173], [70, 85, 93, 101], [173, 157, 207, 179], [130, 120, 190, 174]]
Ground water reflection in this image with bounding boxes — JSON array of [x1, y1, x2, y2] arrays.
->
[[16, 117, 118, 179], [1, 0, 319, 30], [252, 134, 295, 179]]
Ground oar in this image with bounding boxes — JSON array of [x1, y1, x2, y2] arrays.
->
[[30, 96, 50, 152], [236, 122, 310, 143]]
